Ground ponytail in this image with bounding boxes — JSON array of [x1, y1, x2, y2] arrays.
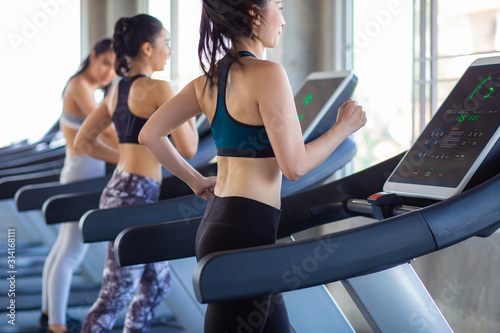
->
[[113, 14, 163, 76]]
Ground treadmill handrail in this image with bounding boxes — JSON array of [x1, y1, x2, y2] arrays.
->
[[0, 159, 64, 178], [114, 216, 202, 266], [0, 170, 61, 200], [43, 191, 102, 224], [0, 145, 65, 170], [192, 171, 500, 303], [79, 193, 208, 243], [15, 174, 111, 211], [346, 198, 422, 217]]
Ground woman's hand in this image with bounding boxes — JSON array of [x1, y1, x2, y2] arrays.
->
[[190, 176, 217, 200], [335, 99, 367, 137]]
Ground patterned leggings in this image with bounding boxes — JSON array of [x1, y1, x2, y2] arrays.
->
[[81, 169, 171, 333]]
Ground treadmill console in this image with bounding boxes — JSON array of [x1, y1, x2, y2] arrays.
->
[[295, 71, 357, 142], [384, 56, 500, 199]]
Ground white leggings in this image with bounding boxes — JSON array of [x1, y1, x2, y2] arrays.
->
[[41, 154, 106, 325]]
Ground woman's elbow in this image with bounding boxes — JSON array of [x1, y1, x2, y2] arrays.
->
[[138, 129, 151, 147], [284, 174, 301, 182], [73, 136, 92, 156], [177, 134, 199, 159], [178, 144, 197, 160], [282, 168, 305, 182]]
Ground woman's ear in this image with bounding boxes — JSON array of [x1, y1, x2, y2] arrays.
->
[[141, 41, 154, 57], [249, 6, 261, 26], [89, 49, 97, 63]]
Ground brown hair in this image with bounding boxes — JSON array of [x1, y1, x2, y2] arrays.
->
[[113, 14, 164, 76], [198, 0, 269, 87]]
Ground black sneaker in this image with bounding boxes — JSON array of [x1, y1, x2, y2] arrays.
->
[[38, 313, 49, 333]]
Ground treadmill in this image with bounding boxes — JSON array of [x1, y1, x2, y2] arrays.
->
[[0, 132, 66, 171], [116, 56, 500, 332], [0, 129, 67, 199]]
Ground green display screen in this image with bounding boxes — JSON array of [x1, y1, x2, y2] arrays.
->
[[294, 77, 345, 133], [455, 115, 480, 122], [303, 95, 314, 105], [389, 64, 500, 188]]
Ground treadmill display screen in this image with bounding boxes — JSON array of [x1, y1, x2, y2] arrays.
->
[[294, 78, 346, 133], [389, 64, 500, 187]]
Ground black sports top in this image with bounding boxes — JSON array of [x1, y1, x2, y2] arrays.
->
[[211, 51, 275, 158], [113, 74, 148, 144]]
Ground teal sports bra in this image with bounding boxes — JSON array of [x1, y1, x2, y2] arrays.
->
[[211, 51, 275, 158]]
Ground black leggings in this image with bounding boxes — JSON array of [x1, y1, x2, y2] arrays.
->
[[195, 195, 291, 333]]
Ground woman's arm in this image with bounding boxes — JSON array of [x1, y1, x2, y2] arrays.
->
[[256, 62, 366, 181], [99, 124, 119, 150], [150, 80, 199, 159], [140, 80, 215, 199], [69, 80, 119, 150], [98, 84, 120, 149], [68, 79, 98, 117], [170, 117, 198, 160], [74, 101, 120, 164]]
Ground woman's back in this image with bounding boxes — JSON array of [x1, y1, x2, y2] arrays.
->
[[106, 75, 170, 182], [194, 56, 283, 207]]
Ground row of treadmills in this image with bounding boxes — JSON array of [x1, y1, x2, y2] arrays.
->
[[1, 56, 500, 332]]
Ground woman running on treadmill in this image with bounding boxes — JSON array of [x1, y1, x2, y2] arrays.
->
[[140, 1, 366, 332], [75, 14, 198, 333], [40, 37, 116, 333]]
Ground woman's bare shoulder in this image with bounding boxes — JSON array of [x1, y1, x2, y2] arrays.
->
[[64, 75, 88, 98], [192, 74, 210, 91], [135, 76, 173, 94], [192, 74, 215, 101], [63, 75, 96, 115], [242, 59, 289, 90], [131, 77, 175, 109]]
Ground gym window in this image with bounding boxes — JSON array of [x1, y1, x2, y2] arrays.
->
[[0, 0, 81, 147], [149, 0, 203, 92], [352, 0, 413, 172]]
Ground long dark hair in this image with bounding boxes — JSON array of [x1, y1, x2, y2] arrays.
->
[[62, 37, 113, 97], [113, 14, 164, 77], [198, 0, 268, 87]]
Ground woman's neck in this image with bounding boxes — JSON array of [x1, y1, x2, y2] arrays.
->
[[81, 70, 100, 90], [234, 39, 265, 59], [128, 58, 154, 77]]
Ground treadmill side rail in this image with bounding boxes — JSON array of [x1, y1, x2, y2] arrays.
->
[[193, 211, 436, 303]]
